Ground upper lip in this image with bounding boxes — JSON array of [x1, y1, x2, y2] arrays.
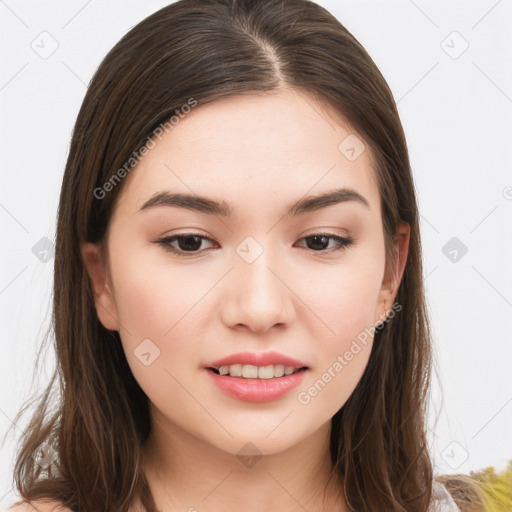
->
[[205, 351, 309, 369]]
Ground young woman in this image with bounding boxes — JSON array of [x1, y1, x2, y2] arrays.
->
[[7, 0, 471, 510]]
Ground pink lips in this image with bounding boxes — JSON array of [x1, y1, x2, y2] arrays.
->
[[204, 351, 309, 403], [205, 368, 307, 403], [205, 351, 308, 369]]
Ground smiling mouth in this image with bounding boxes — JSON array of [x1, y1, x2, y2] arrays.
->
[[207, 364, 308, 379]]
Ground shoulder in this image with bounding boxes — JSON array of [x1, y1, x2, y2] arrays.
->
[[7, 496, 145, 512], [7, 500, 73, 512]]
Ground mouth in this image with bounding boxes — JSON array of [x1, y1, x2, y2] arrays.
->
[[206, 364, 309, 379], [205, 363, 309, 403]]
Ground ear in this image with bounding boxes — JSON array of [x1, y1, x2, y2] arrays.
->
[[374, 222, 410, 325], [81, 242, 120, 331]]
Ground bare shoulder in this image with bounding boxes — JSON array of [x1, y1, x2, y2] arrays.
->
[[7, 500, 73, 512], [7, 496, 144, 512]]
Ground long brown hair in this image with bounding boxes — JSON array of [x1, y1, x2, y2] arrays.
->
[[8, 0, 435, 510]]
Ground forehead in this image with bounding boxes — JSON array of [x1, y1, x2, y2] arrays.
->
[[112, 88, 380, 219]]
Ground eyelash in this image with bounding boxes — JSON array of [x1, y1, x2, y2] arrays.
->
[[154, 231, 355, 257]]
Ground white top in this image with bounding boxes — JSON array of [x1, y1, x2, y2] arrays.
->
[[429, 480, 460, 511]]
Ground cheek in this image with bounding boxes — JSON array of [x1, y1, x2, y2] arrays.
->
[[293, 272, 378, 419], [110, 245, 215, 343], [110, 260, 211, 425], [291, 246, 384, 411], [107, 245, 216, 393], [295, 253, 384, 347]]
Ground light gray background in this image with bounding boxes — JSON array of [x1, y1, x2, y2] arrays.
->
[[1, 0, 511, 507]]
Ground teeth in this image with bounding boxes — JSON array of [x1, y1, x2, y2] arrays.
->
[[215, 364, 301, 379], [242, 365, 258, 378]]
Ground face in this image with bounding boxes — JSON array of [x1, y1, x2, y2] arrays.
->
[[82, 87, 409, 457]]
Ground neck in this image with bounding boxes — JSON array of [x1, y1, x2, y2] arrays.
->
[[139, 405, 346, 512]]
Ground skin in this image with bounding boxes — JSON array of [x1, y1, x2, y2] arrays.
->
[[81, 87, 409, 512]]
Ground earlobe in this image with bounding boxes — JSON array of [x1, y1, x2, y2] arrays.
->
[[375, 222, 410, 325], [80, 242, 120, 331]]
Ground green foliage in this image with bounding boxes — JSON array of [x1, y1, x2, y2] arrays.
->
[[469, 461, 512, 512]]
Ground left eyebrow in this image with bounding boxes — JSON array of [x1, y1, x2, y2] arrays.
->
[[137, 186, 371, 218]]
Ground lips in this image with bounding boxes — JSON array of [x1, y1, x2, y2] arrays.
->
[[204, 351, 310, 403], [205, 351, 309, 370]]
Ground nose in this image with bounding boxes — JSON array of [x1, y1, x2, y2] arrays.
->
[[220, 247, 295, 334]]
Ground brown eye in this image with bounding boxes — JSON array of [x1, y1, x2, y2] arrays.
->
[[296, 233, 354, 253], [155, 233, 216, 256]]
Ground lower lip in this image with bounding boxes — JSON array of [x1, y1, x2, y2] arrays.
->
[[205, 368, 308, 403]]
